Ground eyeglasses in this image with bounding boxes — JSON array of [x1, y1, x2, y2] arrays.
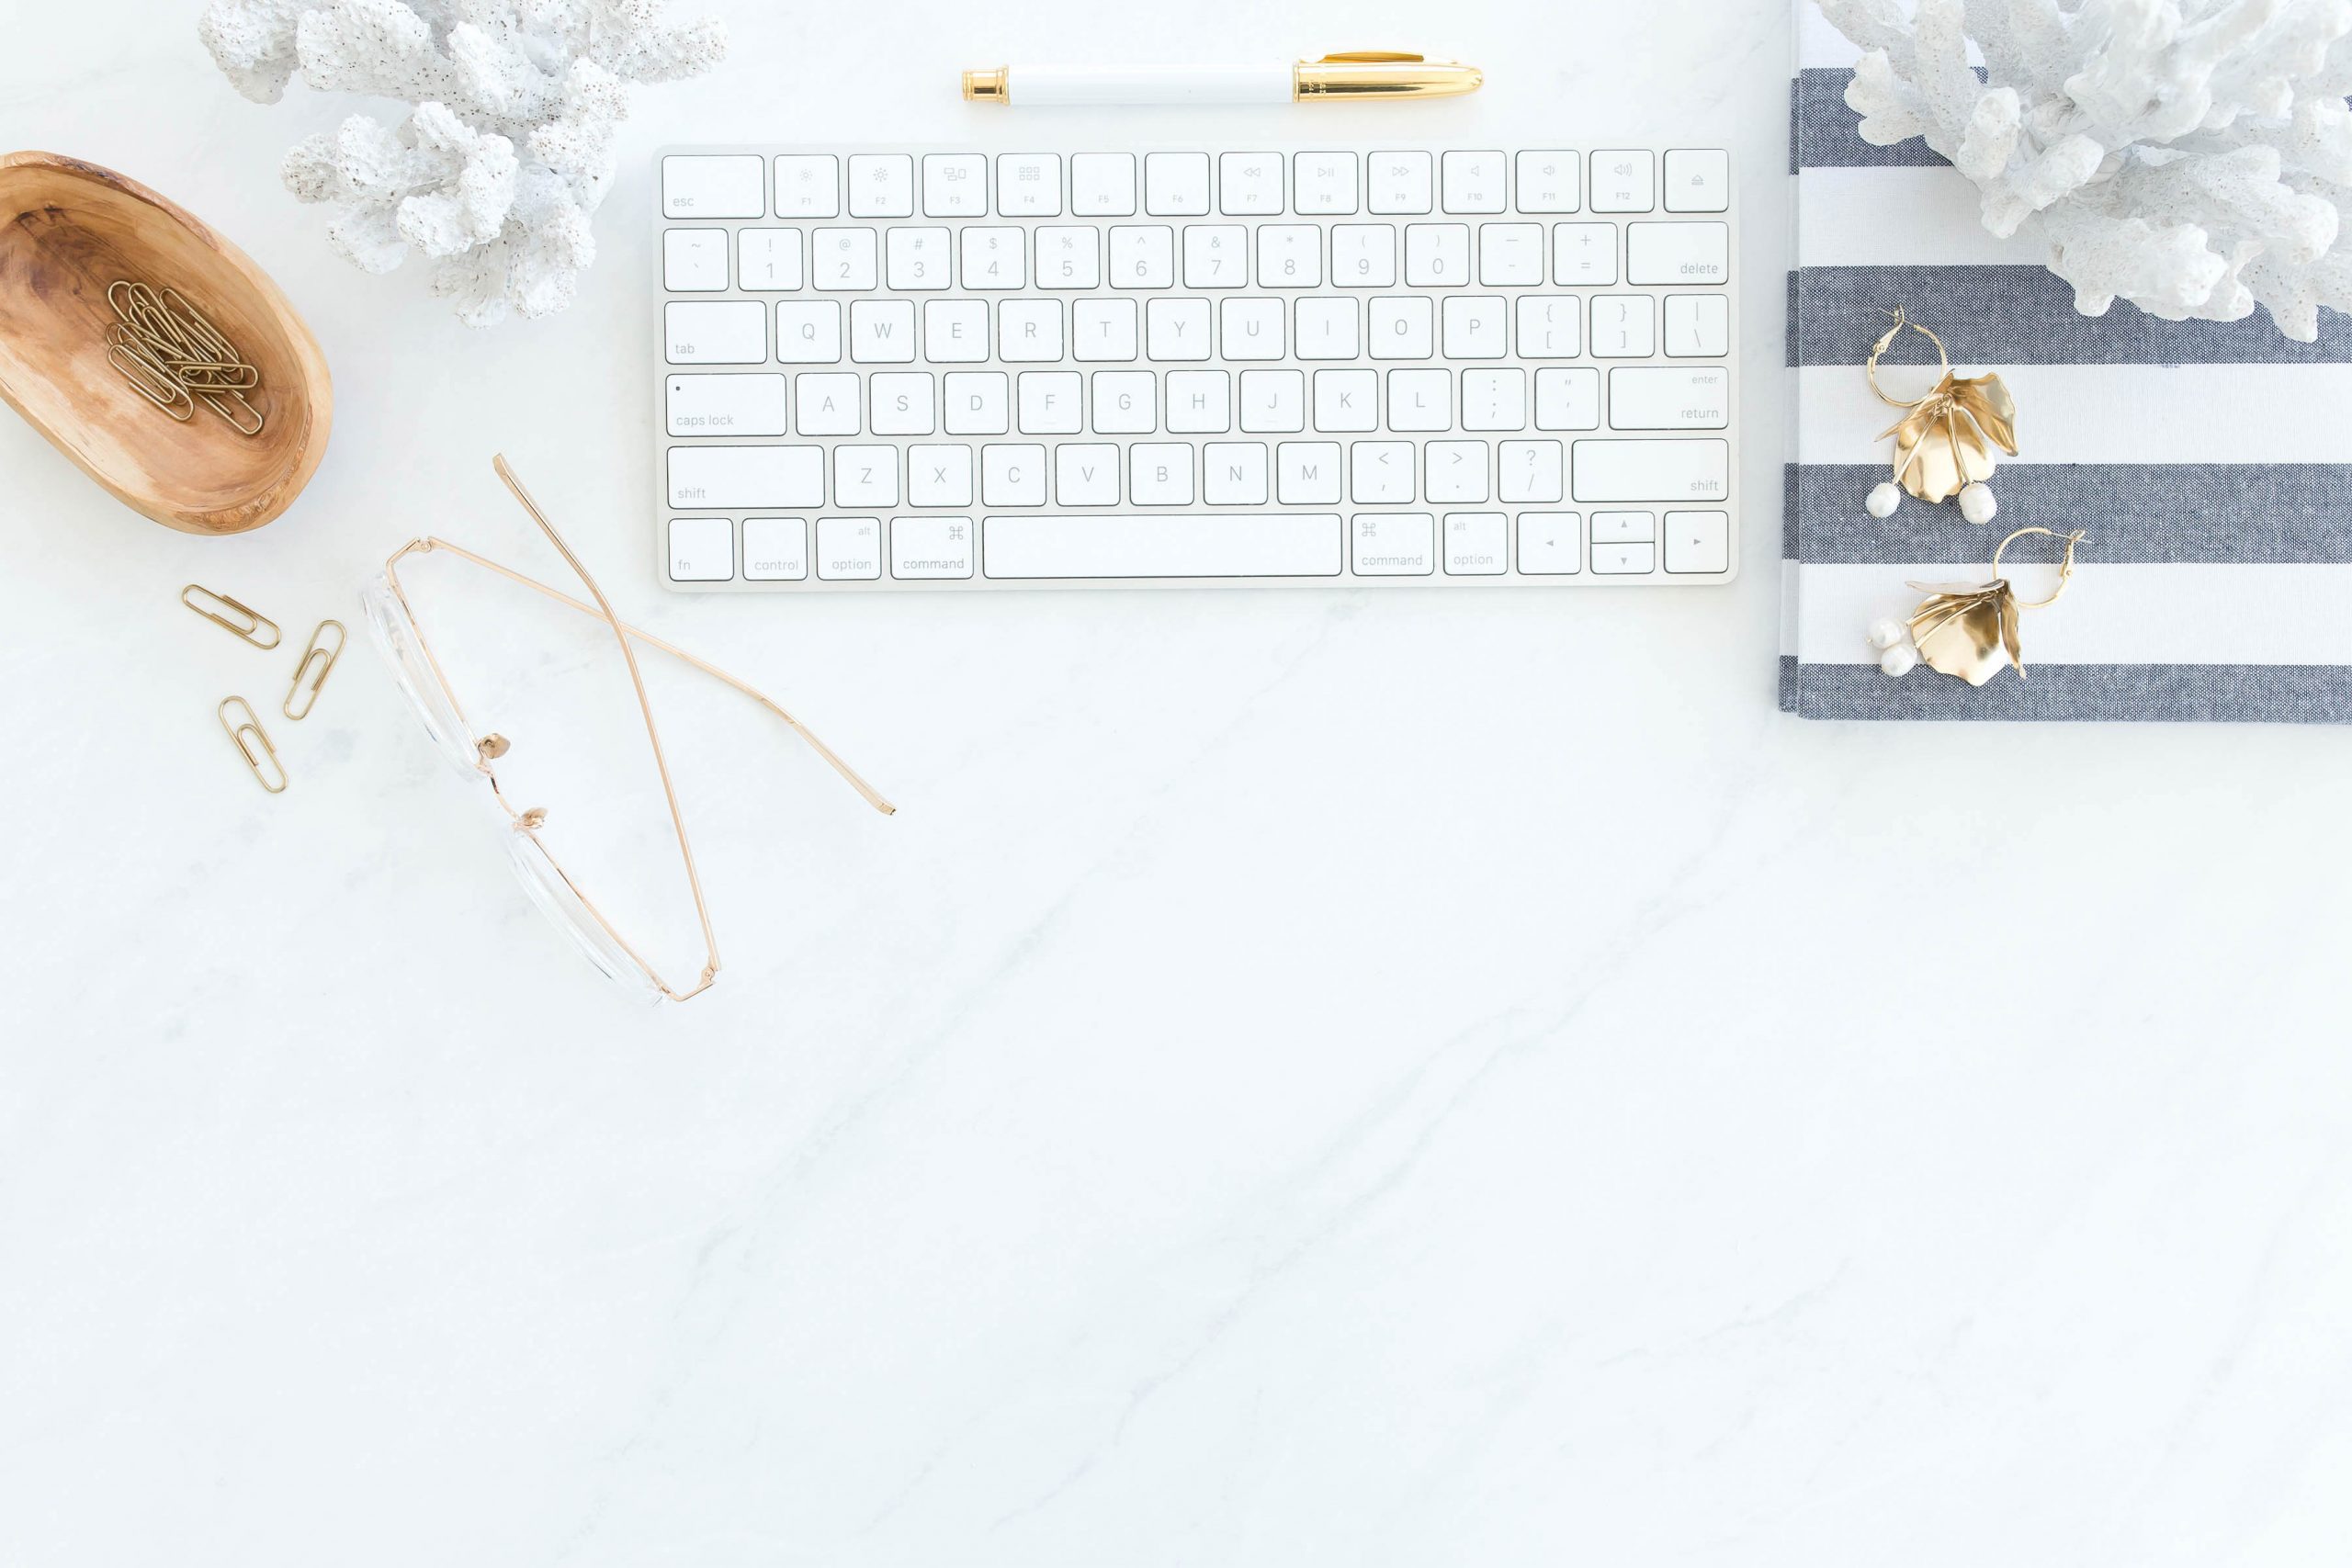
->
[[362, 456, 894, 1000]]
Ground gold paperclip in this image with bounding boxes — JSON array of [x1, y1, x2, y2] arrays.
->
[[283, 619, 345, 720], [219, 696, 288, 794], [182, 583, 281, 649]]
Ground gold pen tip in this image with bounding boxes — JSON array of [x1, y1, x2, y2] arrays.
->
[[963, 68, 1006, 103]]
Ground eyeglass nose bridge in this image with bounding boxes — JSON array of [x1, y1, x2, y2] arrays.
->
[[477, 732, 511, 760]]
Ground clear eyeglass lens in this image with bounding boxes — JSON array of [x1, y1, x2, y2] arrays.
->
[[501, 822, 665, 1003], [360, 572, 483, 775]]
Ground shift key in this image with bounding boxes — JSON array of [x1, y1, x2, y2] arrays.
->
[[1572, 438, 1729, 503]]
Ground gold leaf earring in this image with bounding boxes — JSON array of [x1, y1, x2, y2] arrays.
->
[[1863, 308, 2018, 525], [1867, 525, 2088, 685]]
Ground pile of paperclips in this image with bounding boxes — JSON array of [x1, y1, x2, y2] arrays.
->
[[105, 278, 266, 436]]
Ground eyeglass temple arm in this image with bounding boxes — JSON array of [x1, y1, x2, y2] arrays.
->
[[416, 534, 898, 818]]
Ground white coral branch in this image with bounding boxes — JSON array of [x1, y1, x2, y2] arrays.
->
[[1819, 0, 2352, 340], [199, 0, 726, 324]]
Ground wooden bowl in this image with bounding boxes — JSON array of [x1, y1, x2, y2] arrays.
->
[[0, 151, 332, 536]]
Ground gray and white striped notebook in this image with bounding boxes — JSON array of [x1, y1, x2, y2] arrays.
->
[[1785, 5, 2352, 722]]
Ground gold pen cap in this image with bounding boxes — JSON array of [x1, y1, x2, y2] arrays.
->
[[964, 67, 1008, 102], [1294, 51, 1483, 100]]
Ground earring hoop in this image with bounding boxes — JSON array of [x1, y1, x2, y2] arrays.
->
[[1864, 307, 1952, 409], [1991, 525, 2087, 610]]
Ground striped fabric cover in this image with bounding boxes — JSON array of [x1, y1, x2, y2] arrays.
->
[[1784, 5, 2352, 722]]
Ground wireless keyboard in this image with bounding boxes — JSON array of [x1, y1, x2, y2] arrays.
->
[[654, 145, 1736, 591]]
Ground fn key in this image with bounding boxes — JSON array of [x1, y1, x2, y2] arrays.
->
[[668, 516, 735, 581]]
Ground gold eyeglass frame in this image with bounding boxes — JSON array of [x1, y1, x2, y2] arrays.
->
[[377, 456, 895, 1001]]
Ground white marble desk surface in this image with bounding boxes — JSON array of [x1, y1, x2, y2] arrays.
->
[[5, 2, 2350, 1563]]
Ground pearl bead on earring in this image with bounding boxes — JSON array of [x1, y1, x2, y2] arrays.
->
[[1958, 482, 1997, 525], [1866, 482, 1902, 519]]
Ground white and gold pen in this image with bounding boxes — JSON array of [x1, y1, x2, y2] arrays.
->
[[962, 51, 1484, 107]]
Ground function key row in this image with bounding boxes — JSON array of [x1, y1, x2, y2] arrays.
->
[[661, 149, 1731, 223]]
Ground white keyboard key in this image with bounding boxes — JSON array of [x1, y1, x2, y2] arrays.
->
[[1056, 444, 1121, 505], [1534, 367, 1602, 430], [667, 515, 734, 581], [1443, 512, 1508, 575], [1462, 367, 1528, 432], [1572, 438, 1729, 503], [1667, 294, 1732, 357], [663, 228, 728, 290], [892, 515, 976, 579], [1590, 295, 1657, 358], [1072, 298, 1140, 361], [1424, 441, 1488, 502], [1611, 366, 1730, 430], [665, 299, 765, 364], [812, 227, 877, 290], [1350, 440, 1414, 503], [834, 444, 900, 507], [1514, 152, 1581, 213], [1239, 368, 1305, 432], [1146, 298, 1213, 361], [1664, 509, 1731, 573], [1440, 151, 1507, 214], [871, 371, 938, 435], [1020, 370, 1084, 434], [1368, 296, 1434, 360], [1403, 223, 1470, 287], [666, 372, 786, 436], [982, 513, 1343, 579], [1277, 442, 1342, 503], [1442, 296, 1507, 359], [1183, 225, 1249, 288], [1167, 369, 1232, 434], [1589, 151, 1656, 213], [1295, 298, 1361, 360], [885, 227, 951, 290], [1592, 541, 1657, 574], [1553, 222, 1619, 285], [961, 227, 1027, 290], [1130, 442, 1195, 504], [773, 154, 840, 218], [1517, 297, 1582, 358], [921, 153, 988, 217], [1090, 370, 1156, 434], [817, 515, 882, 580], [849, 299, 917, 363], [907, 445, 973, 506], [795, 371, 861, 434], [1221, 298, 1287, 360], [1331, 224, 1397, 288], [1498, 439, 1565, 502], [1144, 152, 1211, 215], [924, 299, 989, 362], [668, 445, 823, 508], [1386, 368, 1452, 432], [1368, 151, 1433, 214], [1313, 368, 1378, 432], [1000, 299, 1065, 362], [742, 516, 808, 581], [997, 152, 1063, 217], [1593, 511, 1656, 544], [847, 153, 914, 218], [1351, 513, 1435, 575], [1255, 225, 1322, 288], [944, 370, 1010, 434], [1037, 226, 1102, 288], [1628, 221, 1729, 286], [1218, 152, 1284, 215], [1478, 223, 1544, 287], [662, 153, 763, 219], [1518, 512, 1582, 574], [1664, 149, 1731, 213], [1071, 152, 1137, 216], [737, 229, 803, 290], [1293, 152, 1360, 215], [1110, 225, 1175, 288], [1203, 441, 1270, 503]]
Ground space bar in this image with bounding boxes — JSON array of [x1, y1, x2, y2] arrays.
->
[[983, 513, 1344, 580]]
